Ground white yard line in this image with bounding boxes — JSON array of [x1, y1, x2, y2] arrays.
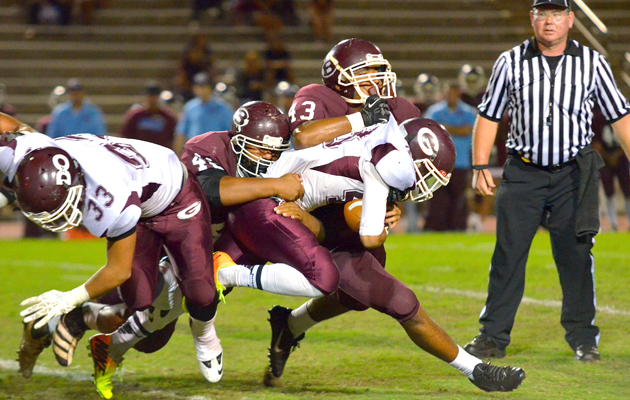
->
[[415, 285, 630, 316], [0, 360, 216, 400]]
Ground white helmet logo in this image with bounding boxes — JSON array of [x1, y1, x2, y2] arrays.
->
[[322, 57, 335, 78], [233, 108, 250, 133], [418, 127, 439, 159], [52, 154, 72, 186]]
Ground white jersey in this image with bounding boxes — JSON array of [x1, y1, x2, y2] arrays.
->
[[0, 132, 184, 239], [265, 116, 416, 236]]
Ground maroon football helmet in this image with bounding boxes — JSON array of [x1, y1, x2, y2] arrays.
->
[[229, 101, 291, 177], [13, 147, 84, 232], [321, 38, 397, 105], [399, 118, 456, 202]]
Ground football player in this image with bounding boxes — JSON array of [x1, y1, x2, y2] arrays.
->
[[288, 37, 420, 149], [2, 117, 222, 399], [254, 113, 526, 391], [45, 101, 325, 398]]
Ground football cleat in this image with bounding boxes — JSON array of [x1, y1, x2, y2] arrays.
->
[[89, 334, 119, 400], [213, 251, 235, 302], [198, 352, 223, 383], [266, 305, 305, 380], [469, 362, 526, 392], [17, 319, 53, 378], [53, 307, 87, 367]]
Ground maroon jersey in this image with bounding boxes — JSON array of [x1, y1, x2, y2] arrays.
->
[[181, 130, 236, 177], [119, 106, 178, 149], [288, 84, 420, 132]]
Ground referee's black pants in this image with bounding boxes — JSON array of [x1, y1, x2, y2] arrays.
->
[[479, 156, 600, 351]]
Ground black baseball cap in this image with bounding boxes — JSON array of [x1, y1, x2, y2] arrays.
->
[[532, 0, 570, 9], [145, 80, 162, 96]]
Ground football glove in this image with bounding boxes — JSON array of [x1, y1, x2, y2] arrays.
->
[[360, 95, 391, 126], [387, 187, 409, 203], [20, 285, 90, 329]]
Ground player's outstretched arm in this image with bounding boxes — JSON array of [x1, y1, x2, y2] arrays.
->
[[219, 173, 304, 206], [291, 116, 355, 149]]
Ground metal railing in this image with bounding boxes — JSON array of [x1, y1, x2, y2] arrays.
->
[[572, 0, 609, 56]]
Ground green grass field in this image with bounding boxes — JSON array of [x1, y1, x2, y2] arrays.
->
[[1, 233, 629, 400]]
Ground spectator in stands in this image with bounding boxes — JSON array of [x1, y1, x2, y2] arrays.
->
[[0, 84, 17, 117], [173, 72, 233, 154], [263, 33, 294, 89], [47, 78, 106, 138], [310, 0, 334, 45], [175, 32, 215, 102], [190, 0, 225, 23], [423, 81, 477, 231], [235, 51, 267, 103], [119, 81, 178, 150], [24, 0, 73, 25], [270, 80, 299, 113], [77, 0, 108, 25], [591, 105, 630, 231], [412, 73, 440, 115], [403, 73, 440, 232], [458, 64, 506, 232]]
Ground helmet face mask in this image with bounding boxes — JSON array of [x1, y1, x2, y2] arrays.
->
[[229, 101, 291, 177], [23, 184, 84, 232], [322, 38, 397, 104], [14, 147, 85, 232], [399, 118, 456, 203], [409, 158, 450, 202]]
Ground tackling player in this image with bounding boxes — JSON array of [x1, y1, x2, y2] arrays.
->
[[2, 115, 222, 399]]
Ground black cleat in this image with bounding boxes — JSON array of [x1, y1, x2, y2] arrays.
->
[[266, 305, 304, 381], [574, 344, 600, 362], [464, 334, 506, 359], [53, 307, 88, 367], [470, 362, 526, 392], [17, 319, 52, 378]]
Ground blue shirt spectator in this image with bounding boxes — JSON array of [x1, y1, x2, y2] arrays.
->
[[176, 96, 233, 140], [47, 79, 106, 138], [425, 88, 477, 169], [174, 72, 233, 155]]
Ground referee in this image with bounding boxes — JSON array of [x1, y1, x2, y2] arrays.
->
[[464, 0, 630, 362]]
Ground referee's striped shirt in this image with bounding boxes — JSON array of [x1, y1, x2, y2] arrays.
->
[[479, 38, 630, 167]]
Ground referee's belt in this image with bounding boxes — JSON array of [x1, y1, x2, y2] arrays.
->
[[508, 149, 576, 172]]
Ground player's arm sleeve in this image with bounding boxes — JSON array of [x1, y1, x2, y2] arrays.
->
[[359, 161, 390, 237], [104, 195, 142, 240], [196, 168, 229, 209]]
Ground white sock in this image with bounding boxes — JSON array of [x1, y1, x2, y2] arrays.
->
[[189, 316, 222, 362], [606, 196, 618, 230], [287, 300, 318, 337], [219, 263, 324, 298], [109, 311, 154, 364], [82, 302, 108, 331], [449, 345, 482, 379]]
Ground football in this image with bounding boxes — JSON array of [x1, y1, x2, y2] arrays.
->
[[343, 199, 363, 233]]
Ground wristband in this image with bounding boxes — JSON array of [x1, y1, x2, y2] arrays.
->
[[346, 112, 365, 132], [67, 284, 91, 307], [472, 165, 490, 170]]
